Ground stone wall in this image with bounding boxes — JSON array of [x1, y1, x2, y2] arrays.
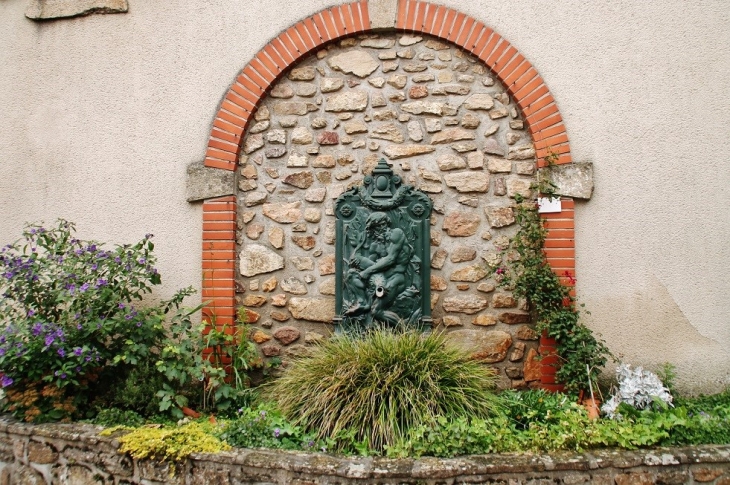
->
[[1, 419, 730, 485], [233, 32, 541, 387]]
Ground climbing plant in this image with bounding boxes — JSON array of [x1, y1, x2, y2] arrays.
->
[[494, 162, 611, 394]]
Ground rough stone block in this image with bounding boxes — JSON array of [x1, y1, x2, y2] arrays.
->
[[538, 162, 594, 199], [186, 162, 235, 202]]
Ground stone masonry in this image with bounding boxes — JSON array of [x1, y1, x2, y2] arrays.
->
[[1, 418, 730, 485], [235, 33, 539, 388]]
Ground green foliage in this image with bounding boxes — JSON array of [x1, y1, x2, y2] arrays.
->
[[113, 422, 230, 464], [154, 308, 262, 419], [0, 220, 192, 421], [265, 327, 501, 453], [215, 405, 322, 452], [493, 190, 611, 393], [91, 407, 145, 427]]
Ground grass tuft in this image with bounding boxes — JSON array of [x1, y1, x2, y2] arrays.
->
[[264, 326, 501, 452]]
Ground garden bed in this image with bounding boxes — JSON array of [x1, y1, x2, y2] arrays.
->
[[1, 417, 729, 485]]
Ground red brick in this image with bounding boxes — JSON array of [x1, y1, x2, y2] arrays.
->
[[256, 52, 281, 79], [405, 0, 417, 31], [544, 219, 574, 230], [486, 38, 509, 66], [519, 83, 549, 109], [396, 0, 409, 29], [211, 128, 240, 145], [561, 198, 575, 209], [302, 17, 321, 46], [359, 0, 370, 30], [536, 133, 569, 152], [202, 289, 235, 298], [216, 109, 247, 128], [546, 258, 575, 269], [499, 53, 525, 82], [270, 37, 296, 65], [427, 5, 446, 35], [295, 21, 316, 51], [544, 249, 575, 260], [312, 13, 332, 42], [262, 43, 286, 72], [202, 260, 236, 270], [331, 7, 347, 36], [446, 12, 466, 42], [203, 213, 236, 223], [203, 230, 236, 241], [204, 158, 236, 171], [493, 45, 517, 75], [413, 1, 428, 33], [437, 9, 457, 38], [222, 97, 252, 119], [476, 31, 500, 62], [213, 117, 245, 137], [422, 3, 437, 32], [205, 148, 237, 163], [464, 22, 486, 52], [241, 65, 270, 93], [203, 307, 236, 317], [203, 198, 236, 208], [455, 17, 475, 46], [546, 229, 575, 239], [341, 4, 356, 33], [322, 9, 339, 40], [235, 73, 264, 96], [248, 57, 277, 84], [526, 103, 559, 125], [203, 221, 237, 232], [510, 68, 539, 99], [533, 112, 563, 132], [502, 57, 530, 86], [532, 121, 564, 141], [523, 93, 555, 117]]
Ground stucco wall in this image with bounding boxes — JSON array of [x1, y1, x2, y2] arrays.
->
[[0, 0, 728, 393]]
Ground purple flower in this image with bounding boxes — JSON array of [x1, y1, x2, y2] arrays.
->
[[0, 348, 5, 356], [76, 324, 82, 330], [75, 249, 84, 255], [60, 373, 66, 379], [45, 335, 55, 346], [138, 258, 146, 264], [145, 233, 153, 239], [90, 263, 98, 270], [27, 309, 35, 317], [274, 428, 280, 438], [96, 278, 107, 287], [57, 348, 65, 357], [73, 347, 83, 357], [118, 303, 125, 309], [75, 366, 81, 373], [114, 257, 121, 263], [136, 322, 142, 327], [1, 375, 13, 388], [87, 244, 97, 252], [79, 283, 90, 293]]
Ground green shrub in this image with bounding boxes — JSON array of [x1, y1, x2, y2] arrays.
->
[[265, 327, 501, 453], [0, 220, 191, 421], [215, 405, 322, 452]]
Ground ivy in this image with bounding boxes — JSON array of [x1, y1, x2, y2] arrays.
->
[[494, 158, 611, 393]]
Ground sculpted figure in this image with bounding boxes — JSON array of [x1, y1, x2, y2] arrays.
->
[[344, 212, 413, 326]]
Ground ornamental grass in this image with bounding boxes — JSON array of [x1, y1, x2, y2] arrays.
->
[[265, 326, 501, 453]]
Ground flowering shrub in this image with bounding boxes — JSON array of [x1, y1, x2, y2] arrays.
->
[[0, 220, 184, 421], [602, 363, 674, 419]]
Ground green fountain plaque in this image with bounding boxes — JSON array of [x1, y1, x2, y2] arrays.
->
[[334, 159, 433, 333]]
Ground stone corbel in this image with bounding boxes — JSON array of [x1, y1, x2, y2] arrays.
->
[[186, 162, 235, 203], [26, 0, 128, 20], [537, 162, 594, 200]]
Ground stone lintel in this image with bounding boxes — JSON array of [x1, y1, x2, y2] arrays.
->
[[368, 0, 398, 30], [186, 162, 235, 202], [538, 162, 594, 200]]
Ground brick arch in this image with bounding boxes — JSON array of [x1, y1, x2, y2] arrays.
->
[[201, 0, 574, 391]]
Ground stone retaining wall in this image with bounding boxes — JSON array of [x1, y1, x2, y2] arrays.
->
[[1, 418, 729, 485]]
